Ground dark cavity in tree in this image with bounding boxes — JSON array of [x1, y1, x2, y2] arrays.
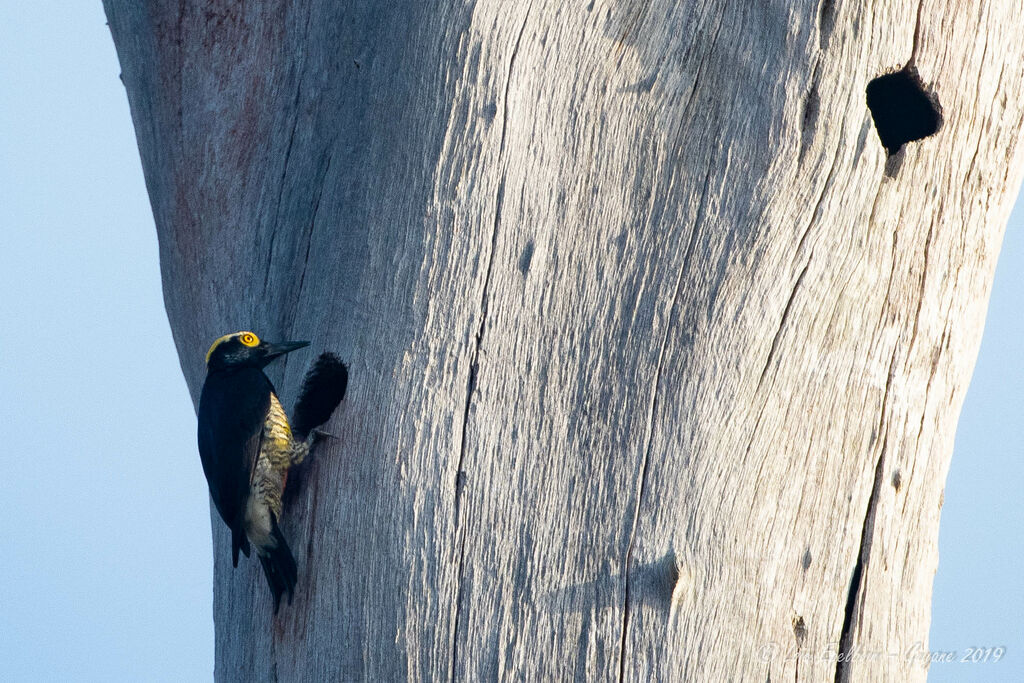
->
[[866, 66, 942, 155]]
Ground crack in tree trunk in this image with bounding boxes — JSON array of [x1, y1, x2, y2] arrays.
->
[[835, 347, 897, 682], [448, 11, 531, 680], [757, 261, 810, 391], [617, 168, 709, 681], [834, 443, 887, 683]]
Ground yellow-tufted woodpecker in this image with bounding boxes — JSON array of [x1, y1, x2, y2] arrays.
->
[[198, 331, 312, 612]]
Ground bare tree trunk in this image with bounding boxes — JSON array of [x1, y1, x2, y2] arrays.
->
[[104, 1, 1024, 680]]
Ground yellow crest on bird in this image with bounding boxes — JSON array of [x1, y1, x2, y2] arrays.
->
[[205, 331, 260, 364]]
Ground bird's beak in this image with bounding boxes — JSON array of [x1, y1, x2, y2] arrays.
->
[[261, 340, 310, 364]]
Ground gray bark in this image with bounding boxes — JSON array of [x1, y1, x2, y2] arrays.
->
[[104, 1, 1024, 680]]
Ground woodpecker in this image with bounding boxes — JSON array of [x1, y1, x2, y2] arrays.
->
[[197, 331, 311, 612]]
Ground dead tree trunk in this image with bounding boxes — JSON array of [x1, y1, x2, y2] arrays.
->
[[105, 1, 1024, 680]]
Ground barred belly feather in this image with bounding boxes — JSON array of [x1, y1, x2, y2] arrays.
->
[[246, 393, 308, 548]]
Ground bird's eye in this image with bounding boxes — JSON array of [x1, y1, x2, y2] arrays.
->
[[239, 332, 259, 347]]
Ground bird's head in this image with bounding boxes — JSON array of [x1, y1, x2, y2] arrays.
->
[[204, 331, 310, 372]]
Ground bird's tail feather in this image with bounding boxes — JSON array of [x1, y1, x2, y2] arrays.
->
[[231, 526, 251, 568], [257, 514, 297, 613]]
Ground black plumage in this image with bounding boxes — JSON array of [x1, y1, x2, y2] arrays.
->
[[198, 367, 271, 565], [257, 514, 297, 613], [197, 331, 311, 612]]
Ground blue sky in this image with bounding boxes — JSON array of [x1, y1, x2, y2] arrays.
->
[[0, 4, 1019, 681]]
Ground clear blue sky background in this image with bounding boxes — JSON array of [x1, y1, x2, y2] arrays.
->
[[0, 5, 1020, 682]]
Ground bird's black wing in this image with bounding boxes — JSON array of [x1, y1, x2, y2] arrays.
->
[[197, 368, 273, 566]]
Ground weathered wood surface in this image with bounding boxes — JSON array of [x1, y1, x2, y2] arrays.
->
[[104, 0, 1024, 680]]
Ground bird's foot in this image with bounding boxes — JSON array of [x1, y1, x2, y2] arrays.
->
[[309, 428, 338, 447]]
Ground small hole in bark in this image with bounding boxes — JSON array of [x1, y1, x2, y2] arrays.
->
[[519, 240, 535, 276], [866, 66, 942, 155], [793, 615, 807, 646], [482, 101, 497, 124], [818, 0, 836, 46], [799, 82, 820, 162]]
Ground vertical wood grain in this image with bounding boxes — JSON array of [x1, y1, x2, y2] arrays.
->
[[104, 0, 1024, 679]]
